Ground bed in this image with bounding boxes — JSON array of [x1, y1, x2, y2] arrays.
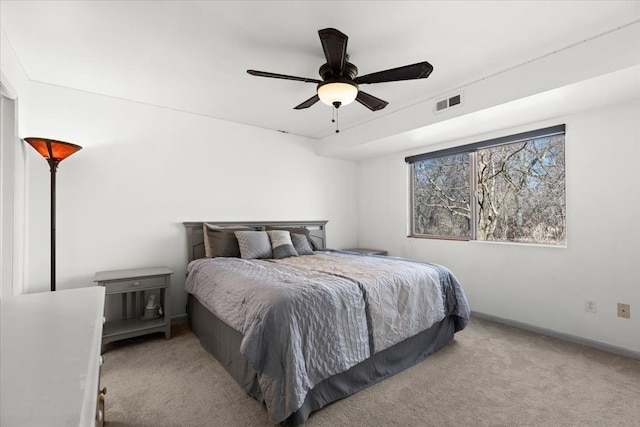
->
[[183, 220, 470, 426]]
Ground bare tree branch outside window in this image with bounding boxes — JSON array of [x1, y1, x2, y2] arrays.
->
[[412, 134, 565, 245], [413, 154, 470, 238]]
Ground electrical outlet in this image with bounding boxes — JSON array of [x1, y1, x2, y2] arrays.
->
[[618, 303, 631, 319], [585, 298, 597, 314]]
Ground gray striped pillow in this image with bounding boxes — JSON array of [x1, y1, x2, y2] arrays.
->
[[267, 230, 298, 259]]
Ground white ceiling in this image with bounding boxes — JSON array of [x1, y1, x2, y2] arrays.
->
[[2, 1, 640, 146]]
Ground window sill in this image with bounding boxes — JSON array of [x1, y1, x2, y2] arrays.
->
[[407, 235, 566, 248]]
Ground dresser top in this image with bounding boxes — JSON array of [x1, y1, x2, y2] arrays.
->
[[0, 287, 106, 427], [93, 266, 173, 282]]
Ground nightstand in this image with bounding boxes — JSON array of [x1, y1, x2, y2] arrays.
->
[[344, 248, 388, 256], [94, 266, 172, 345]]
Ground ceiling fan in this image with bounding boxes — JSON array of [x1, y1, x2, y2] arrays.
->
[[247, 28, 433, 130]]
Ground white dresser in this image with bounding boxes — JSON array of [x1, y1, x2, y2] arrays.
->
[[0, 286, 106, 426]]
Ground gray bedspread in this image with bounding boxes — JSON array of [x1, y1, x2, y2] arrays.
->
[[184, 252, 469, 424]]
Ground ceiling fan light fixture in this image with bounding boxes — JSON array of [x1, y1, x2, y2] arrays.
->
[[317, 81, 358, 107]]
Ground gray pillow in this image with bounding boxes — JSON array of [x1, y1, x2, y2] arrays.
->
[[266, 226, 319, 250], [290, 233, 315, 255], [234, 231, 273, 260], [267, 230, 298, 259], [202, 224, 250, 257]]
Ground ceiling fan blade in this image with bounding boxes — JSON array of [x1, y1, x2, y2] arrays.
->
[[294, 94, 320, 110], [247, 70, 321, 84], [355, 61, 433, 84], [318, 28, 348, 74], [356, 91, 388, 111]]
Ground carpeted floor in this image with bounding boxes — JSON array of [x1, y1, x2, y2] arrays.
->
[[101, 316, 640, 426]]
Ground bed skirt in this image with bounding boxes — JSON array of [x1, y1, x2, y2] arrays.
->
[[187, 293, 456, 426]]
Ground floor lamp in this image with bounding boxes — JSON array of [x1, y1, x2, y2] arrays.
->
[[24, 137, 82, 292]]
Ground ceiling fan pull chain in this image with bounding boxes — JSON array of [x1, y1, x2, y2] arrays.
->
[[333, 101, 341, 133]]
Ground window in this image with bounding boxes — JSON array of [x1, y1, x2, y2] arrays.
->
[[413, 154, 471, 239], [407, 125, 566, 245]]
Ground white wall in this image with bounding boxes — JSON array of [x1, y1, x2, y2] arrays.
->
[[356, 100, 640, 353], [19, 82, 358, 315], [0, 30, 30, 297]]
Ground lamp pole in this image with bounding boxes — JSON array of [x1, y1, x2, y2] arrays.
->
[[48, 157, 60, 292]]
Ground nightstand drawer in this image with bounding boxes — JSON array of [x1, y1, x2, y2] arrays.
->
[[104, 276, 165, 293]]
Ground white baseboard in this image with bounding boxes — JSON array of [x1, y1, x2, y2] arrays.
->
[[471, 311, 640, 360]]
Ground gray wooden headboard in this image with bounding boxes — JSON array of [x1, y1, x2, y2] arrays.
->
[[183, 220, 328, 263]]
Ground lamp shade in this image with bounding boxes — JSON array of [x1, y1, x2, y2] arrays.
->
[[317, 81, 358, 106], [24, 137, 82, 162]]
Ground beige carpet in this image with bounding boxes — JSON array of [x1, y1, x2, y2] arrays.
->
[[101, 317, 640, 426]]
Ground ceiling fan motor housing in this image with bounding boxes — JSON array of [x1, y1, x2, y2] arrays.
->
[[317, 62, 359, 107], [319, 62, 358, 80]]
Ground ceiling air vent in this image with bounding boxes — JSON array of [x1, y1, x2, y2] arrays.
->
[[435, 99, 448, 111], [434, 92, 463, 113]]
